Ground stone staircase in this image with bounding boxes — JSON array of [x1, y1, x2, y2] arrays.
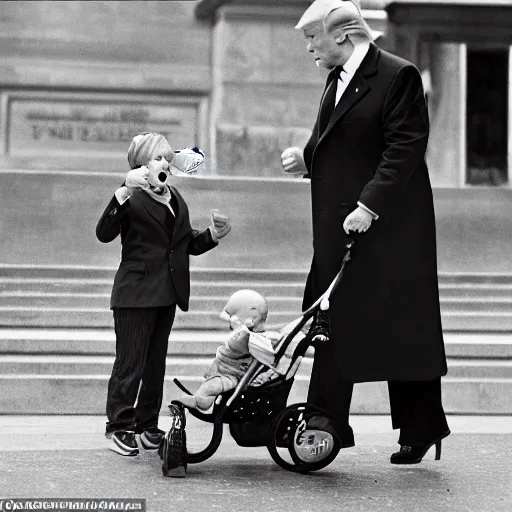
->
[[0, 265, 511, 415]]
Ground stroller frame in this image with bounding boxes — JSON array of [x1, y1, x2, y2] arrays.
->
[[165, 241, 354, 472]]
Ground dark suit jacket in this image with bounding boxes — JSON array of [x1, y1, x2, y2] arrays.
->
[[96, 186, 217, 311], [302, 43, 447, 382]]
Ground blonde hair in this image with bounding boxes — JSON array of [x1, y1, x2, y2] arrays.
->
[[127, 132, 174, 169], [324, 1, 373, 43]]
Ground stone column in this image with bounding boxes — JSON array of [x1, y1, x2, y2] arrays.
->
[[426, 43, 465, 187]]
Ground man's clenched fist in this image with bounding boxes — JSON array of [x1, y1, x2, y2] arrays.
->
[[280, 147, 308, 176]]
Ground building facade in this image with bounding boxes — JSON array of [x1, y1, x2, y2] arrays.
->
[[0, 0, 511, 273], [1, 0, 511, 415]]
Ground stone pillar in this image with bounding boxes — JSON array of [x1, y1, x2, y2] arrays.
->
[[426, 43, 465, 187]]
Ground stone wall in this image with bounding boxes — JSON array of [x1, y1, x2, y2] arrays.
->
[[1, 1, 511, 276], [198, 0, 390, 176], [2, 170, 512, 273], [0, 1, 212, 172]]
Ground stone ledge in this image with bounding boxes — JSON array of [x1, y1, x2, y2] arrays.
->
[[0, 58, 211, 92], [0, 375, 510, 414]]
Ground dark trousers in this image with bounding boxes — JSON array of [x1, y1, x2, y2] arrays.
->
[[308, 357, 449, 447], [106, 305, 176, 434]]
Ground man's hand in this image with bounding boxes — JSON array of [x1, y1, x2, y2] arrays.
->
[[125, 166, 149, 192], [343, 206, 373, 234], [210, 209, 231, 240], [280, 147, 308, 176]]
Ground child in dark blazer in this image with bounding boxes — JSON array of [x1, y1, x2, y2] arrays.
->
[[96, 132, 231, 456]]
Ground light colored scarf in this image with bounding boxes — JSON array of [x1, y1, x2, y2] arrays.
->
[[144, 185, 175, 215]]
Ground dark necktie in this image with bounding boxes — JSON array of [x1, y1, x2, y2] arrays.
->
[[318, 66, 343, 135]]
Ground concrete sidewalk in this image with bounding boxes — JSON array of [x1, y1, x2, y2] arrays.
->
[[0, 414, 511, 450], [0, 415, 511, 512]]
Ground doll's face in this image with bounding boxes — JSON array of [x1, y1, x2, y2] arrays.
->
[[221, 291, 269, 332]]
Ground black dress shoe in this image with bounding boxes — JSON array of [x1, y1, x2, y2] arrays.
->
[[390, 430, 450, 464]]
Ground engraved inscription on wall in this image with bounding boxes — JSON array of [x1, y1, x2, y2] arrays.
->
[[2, 91, 205, 170]]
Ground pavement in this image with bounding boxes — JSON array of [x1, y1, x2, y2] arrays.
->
[[0, 415, 511, 512]]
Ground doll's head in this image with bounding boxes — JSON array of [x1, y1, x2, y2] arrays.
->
[[219, 290, 268, 332]]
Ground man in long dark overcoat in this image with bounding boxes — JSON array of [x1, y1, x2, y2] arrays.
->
[[281, 0, 450, 464]]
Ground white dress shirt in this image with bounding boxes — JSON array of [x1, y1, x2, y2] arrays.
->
[[333, 41, 378, 220], [335, 41, 370, 106]]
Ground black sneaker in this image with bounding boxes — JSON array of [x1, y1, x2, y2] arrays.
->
[[140, 427, 165, 451], [108, 431, 139, 457]]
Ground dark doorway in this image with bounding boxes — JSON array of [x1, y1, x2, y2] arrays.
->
[[466, 48, 509, 185]]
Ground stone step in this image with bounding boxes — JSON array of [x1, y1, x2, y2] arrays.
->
[[438, 273, 512, 285], [0, 330, 511, 358], [442, 312, 512, 332], [0, 293, 304, 312], [1, 307, 512, 331], [0, 373, 510, 415], [2, 265, 512, 284], [0, 266, 308, 282], [4, 292, 510, 313], [0, 308, 295, 329], [0, 329, 509, 415], [440, 298, 512, 312], [3, 277, 512, 299], [439, 283, 512, 298], [0, 354, 511, 378], [0, 279, 307, 298]]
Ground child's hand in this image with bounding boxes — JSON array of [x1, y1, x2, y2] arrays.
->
[[125, 166, 149, 192], [210, 209, 231, 240]]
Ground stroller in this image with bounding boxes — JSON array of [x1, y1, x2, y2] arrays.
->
[[159, 241, 354, 476]]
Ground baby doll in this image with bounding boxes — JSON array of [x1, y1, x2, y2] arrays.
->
[[176, 289, 286, 411]]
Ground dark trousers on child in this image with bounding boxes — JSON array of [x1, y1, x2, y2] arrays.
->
[[106, 305, 176, 434]]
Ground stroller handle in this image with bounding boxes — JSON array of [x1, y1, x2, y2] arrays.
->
[[225, 240, 354, 409], [274, 239, 354, 362]]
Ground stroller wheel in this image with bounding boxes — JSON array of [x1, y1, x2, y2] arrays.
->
[[267, 403, 341, 473]]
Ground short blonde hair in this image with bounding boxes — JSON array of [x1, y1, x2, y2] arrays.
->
[[127, 132, 174, 170], [324, 1, 373, 43]]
